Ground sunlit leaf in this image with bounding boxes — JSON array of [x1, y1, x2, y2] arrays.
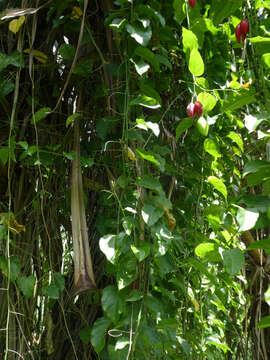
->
[[226, 131, 243, 152], [141, 204, 164, 226], [9, 16, 25, 34], [188, 48, 204, 76], [204, 139, 221, 159], [66, 113, 81, 127], [129, 96, 160, 109], [257, 316, 270, 329], [198, 92, 217, 112], [31, 107, 51, 124], [131, 242, 151, 262], [126, 23, 152, 47], [24, 48, 48, 63], [235, 206, 259, 231], [208, 176, 227, 200]]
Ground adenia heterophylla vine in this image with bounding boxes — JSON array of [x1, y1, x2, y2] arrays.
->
[[235, 19, 249, 43], [187, 101, 203, 118]]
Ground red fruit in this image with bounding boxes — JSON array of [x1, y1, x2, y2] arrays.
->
[[187, 102, 195, 118], [235, 24, 241, 43], [194, 101, 203, 116], [188, 0, 196, 8], [240, 19, 249, 36]]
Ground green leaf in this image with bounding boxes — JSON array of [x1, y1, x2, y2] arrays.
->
[[109, 18, 126, 30], [173, 0, 186, 26], [144, 294, 164, 314], [256, 316, 270, 329], [204, 139, 221, 159], [42, 284, 59, 299], [222, 88, 256, 112], [136, 175, 163, 194], [206, 336, 231, 353], [152, 223, 173, 257], [99, 233, 125, 264], [134, 60, 150, 75], [66, 113, 81, 127], [59, 44, 75, 60], [141, 203, 164, 226], [117, 253, 137, 290], [197, 92, 217, 112], [249, 36, 270, 44], [175, 118, 193, 141], [17, 275, 35, 298], [136, 118, 160, 136], [188, 48, 204, 76], [182, 27, 198, 53], [265, 286, 270, 306], [244, 114, 266, 133], [115, 338, 130, 350], [131, 242, 151, 261], [126, 289, 143, 302], [31, 107, 51, 124], [262, 53, 270, 68], [243, 160, 270, 177], [53, 272, 65, 292], [0, 256, 20, 282], [210, 0, 242, 26], [136, 149, 165, 171], [135, 5, 165, 26], [222, 249, 245, 276], [247, 238, 270, 251], [195, 242, 221, 262], [126, 23, 152, 47], [79, 327, 92, 345], [0, 147, 9, 165], [73, 59, 93, 76], [236, 206, 259, 231], [91, 317, 111, 353], [155, 54, 172, 70], [102, 285, 125, 322], [226, 131, 243, 152], [122, 216, 133, 235], [134, 47, 160, 72], [129, 96, 160, 109], [208, 176, 227, 200]]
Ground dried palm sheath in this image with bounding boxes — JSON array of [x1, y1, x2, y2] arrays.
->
[[71, 120, 97, 296]]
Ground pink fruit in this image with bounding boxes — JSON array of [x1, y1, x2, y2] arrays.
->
[[240, 19, 249, 36], [187, 102, 195, 118], [235, 24, 241, 43], [194, 101, 203, 116], [188, 0, 196, 8]]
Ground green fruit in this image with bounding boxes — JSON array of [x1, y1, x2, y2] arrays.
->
[[266, 206, 270, 220], [196, 117, 209, 136]]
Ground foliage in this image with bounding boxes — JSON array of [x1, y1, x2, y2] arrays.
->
[[1, 0, 270, 359]]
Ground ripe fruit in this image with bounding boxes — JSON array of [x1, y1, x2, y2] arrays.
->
[[188, 0, 196, 8], [240, 19, 249, 37], [187, 102, 195, 118], [196, 117, 209, 136], [194, 101, 203, 116], [235, 19, 249, 43], [235, 24, 241, 43]]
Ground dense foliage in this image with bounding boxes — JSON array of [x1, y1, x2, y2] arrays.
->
[[1, 0, 270, 359]]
